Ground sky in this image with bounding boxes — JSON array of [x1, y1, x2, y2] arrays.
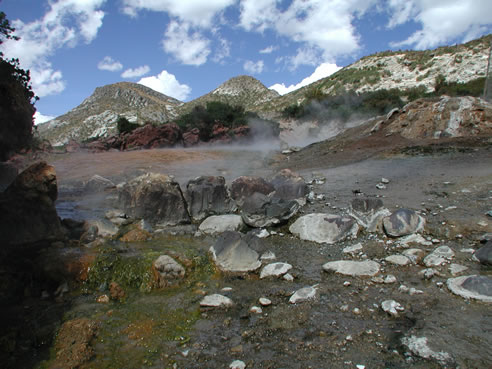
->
[[1, 0, 492, 124]]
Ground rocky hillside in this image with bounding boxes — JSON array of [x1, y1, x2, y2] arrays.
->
[[37, 82, 182, 146], [259, 35, 491, 113], [176, 75, 280, 115]]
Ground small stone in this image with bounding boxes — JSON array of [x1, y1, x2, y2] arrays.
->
[[381, 300, 404, 317], [260, 251, 276, 261], [250, 306, 262, 314], [371, 276, 384, 284], [343, 281, 351, 287], [340, 304, 349, 312], [343, 243, 363, 255], [399, 285, 409, 293], [259, 297, 272, 306], [424, 246, 455, 267], [385, 254, 411, 266], [256, 229, 270, 238], [260, 262, 292, 279], [449, 263, 468, 276], [323, 260, 380, 277], [229, 360, 246, 369], [384, 275, 397, 284], [420, 268, 437, 280], [222, 287, 233, 292], [283, 273, 294, 281], [289, 285, 318, 304], [200, 294, 234, 308], [376, 183, 386, 190], [381, 178, 390, 184], [353, 307, 361, 315]]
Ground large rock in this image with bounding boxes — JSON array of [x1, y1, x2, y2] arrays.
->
[[0, 161, 64, 246], [383, 208, 425, 237], [117, 173, 190, 226], [209, 231, 262, 273], [289, 213, 359, 244], [185, 176, 234, 220], [269, 169, 308, 200], [240, 192, 301, 228], [323, 260, 381, 277], [199, 215, 244, 235], [474, 241, 492, 265], [230, 176, 274, 201], [447, 275, 492, 302]]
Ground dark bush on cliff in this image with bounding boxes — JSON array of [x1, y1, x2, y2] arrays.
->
[[175, 101, 279, 141], [0, 11, 37, 161], [117, 116, 139, 134]]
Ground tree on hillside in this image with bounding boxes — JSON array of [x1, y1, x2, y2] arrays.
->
[[0, 11, 37, 161]]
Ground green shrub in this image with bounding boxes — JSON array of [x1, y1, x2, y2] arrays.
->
[[117, 116, 139, 134]]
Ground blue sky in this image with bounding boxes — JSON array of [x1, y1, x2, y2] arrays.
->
[[1, 0, 492, 124]]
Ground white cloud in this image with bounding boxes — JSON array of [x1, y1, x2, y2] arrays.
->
[[259, 45, 277, 54], [122, 0, 235, 27], [121, 65, 151, 78], [0, 0, 106, 97], [387, 0, 492, 49], [270, 62, 342, 95], [34, 111, 56, 125], [244, 60, 264, 74], [212, 37, 231, 63], [138, 70, 191, 100], [98, 56, 123, 72], [239, 0, 377, 67], [162, 21, 211, 65]]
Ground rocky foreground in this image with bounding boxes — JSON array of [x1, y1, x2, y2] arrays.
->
[[0, 141, 491, 369]]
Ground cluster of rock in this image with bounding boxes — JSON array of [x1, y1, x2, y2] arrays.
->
[[80, 122, 253, 152]]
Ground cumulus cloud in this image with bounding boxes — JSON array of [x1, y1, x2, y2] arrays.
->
[[239, 0, 376, 67], [0, 0, 106, 97], [98, 56, 123, 72], [162, 21, 211, 65], [34, 111, 56, 125], [212, 37, 231, 63], [244, 60, 264, 74], [121, 65, 150, 78], [387, 0, 492, 49], [270, 62, 342, 95], [138, 70, 191, 100], [122, 0, 235, 27]]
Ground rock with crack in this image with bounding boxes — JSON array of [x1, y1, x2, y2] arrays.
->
[[152, 255, 186, 288], [323, 260, 380, 277], [117, 173, 190, 226], [289, 213, 359, 244], [200, 294, 234, 308], [289, 285, 318, 304], [447, 275, 492, 302], [240, 192, 302, 228], [383, 208, 425, 237], [260, 262, 292, 279], [185, 176, 235, 220], [199, 214, 244, 235], [209, 231, 262, 273]]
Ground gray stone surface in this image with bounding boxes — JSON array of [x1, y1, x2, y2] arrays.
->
[[322, 260, 380, 277], [200, 294, 234, 307], [474, 241, 492, 265], [209, 231, 262, 273], [289, 213, 359, 244], [117, 173, 190, 226], [385, 254, 411, 266], [383, 208, 425, 237], [185, 176, 234, 220], [424, 246, 455, 267], [260, 262, 292, 279], [289, 285, 318, 304], [199, 214, 244, 235], [401, 336, 452, 365], [447, 275, 492, 302]]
